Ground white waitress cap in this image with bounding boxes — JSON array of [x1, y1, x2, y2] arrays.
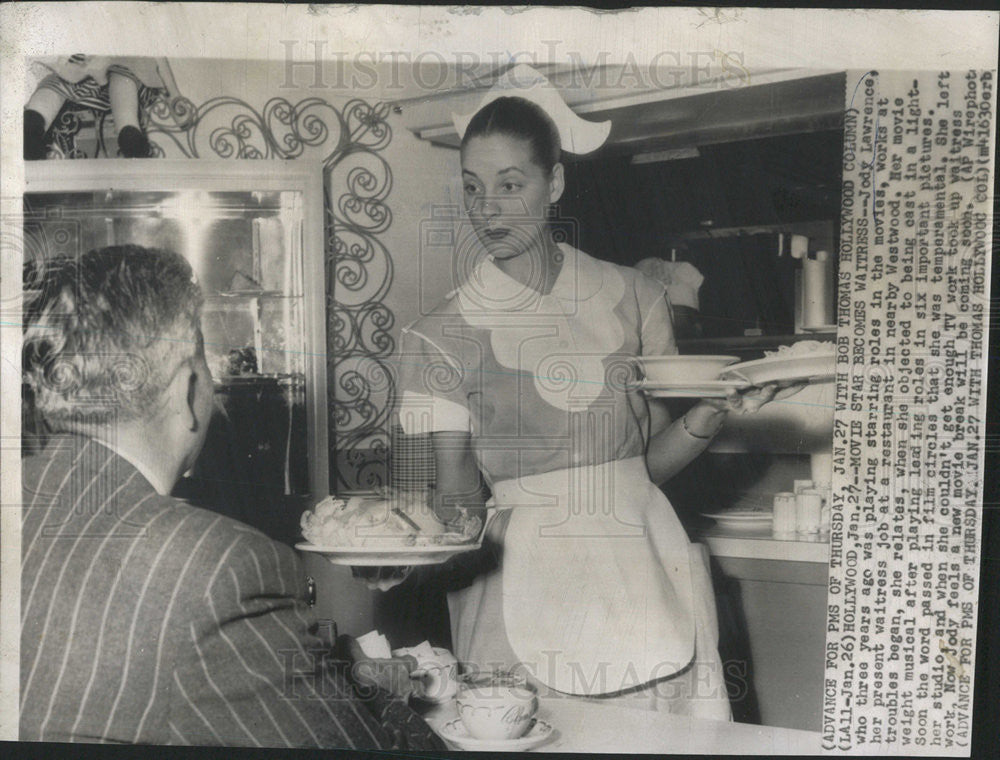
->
[[452, 64, 612, 155]]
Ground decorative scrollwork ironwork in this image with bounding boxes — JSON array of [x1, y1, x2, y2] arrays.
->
[[146, 96, 349, 160], [322, 103, 395, 490]]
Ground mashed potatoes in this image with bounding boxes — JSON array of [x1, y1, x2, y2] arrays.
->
[[765, 340, 834, 358], [300, 490, 482, 547]]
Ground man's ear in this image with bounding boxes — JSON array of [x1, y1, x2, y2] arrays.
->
[[549, 162, 565, 205], [165, 361, 201, 433]]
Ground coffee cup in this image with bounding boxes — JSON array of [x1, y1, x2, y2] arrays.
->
[[455, 672, 539, 740]]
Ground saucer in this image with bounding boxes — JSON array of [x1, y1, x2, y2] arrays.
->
[[702, 510, 773, 533], [437, 717, 555, 751], [638, 379, 751, 398]]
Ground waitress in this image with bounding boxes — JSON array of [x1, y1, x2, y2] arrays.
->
[[394, 66, 785, 718]]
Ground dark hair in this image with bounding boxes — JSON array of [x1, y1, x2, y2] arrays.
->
[[461, 96, 561, 173], [22, 244, 204, 428]]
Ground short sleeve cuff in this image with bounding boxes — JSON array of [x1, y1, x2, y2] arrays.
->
[[398, 391, 471, 434], [641, 294, 678, 356]]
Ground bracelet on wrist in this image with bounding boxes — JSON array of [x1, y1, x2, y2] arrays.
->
[[681, 411, 722, 440]]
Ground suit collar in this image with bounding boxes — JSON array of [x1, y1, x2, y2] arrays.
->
[[36, 433, 159, 496]]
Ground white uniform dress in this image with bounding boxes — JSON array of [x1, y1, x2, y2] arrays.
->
[[397, 244, 730, 718]]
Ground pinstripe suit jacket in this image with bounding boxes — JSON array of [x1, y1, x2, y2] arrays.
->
[[20, 435, 443, 750]]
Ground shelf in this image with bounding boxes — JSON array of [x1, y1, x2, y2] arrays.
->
[[215, 373, 306, 386], [674, 220, 835, 243], [399, 69, 845, 154], [206, 292, 299, 301], [677, 332, 837, 356]]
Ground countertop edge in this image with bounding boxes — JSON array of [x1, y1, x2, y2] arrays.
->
[[702, 530, 831, 563]]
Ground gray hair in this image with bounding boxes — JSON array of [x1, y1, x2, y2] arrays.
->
[[23, 244, 204, 429]]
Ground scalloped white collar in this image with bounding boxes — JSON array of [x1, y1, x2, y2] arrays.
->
[[458, 243, 604, 313]]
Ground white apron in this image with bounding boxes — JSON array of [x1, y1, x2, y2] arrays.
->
[[449, 457, 730, 717]]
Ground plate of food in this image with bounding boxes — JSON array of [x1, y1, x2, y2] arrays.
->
[[720, 341, 835, 387], [296, 491, 483, 565], [701, 509, 774, 533]]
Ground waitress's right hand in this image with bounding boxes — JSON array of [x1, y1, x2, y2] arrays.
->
[[350, 565, 413, 591]]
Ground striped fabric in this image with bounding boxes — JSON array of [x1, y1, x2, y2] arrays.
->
[[20, 434, 444, 750], [36, 72, 164, 115]]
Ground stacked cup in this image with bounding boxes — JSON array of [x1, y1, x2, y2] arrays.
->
[[774, 483, 830, 541], [795, 490, 823, 537], [772, 492, 797, 539]]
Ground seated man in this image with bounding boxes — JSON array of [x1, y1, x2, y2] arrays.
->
[[20, 244, 443, 750]]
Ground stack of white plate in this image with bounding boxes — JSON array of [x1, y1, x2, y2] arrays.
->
[[634, 344, 836, 398], [634, 355, 745, 398]]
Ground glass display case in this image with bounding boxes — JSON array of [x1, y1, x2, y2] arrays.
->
[[24, 161, 328, 540]]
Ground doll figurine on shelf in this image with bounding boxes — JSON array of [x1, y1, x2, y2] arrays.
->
[[24, 55, 174, 160]]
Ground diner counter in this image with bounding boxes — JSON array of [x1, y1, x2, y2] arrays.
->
[[420, 696, 822, 754], [702, 527, 830, 564], [700, 526, 829, 732]]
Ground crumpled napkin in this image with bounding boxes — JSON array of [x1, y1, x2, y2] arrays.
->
[[355, 629, 393, 660], [392, 640, 438, 665]]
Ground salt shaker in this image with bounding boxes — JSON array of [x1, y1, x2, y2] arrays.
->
[[773, 492, 797, 538], [796, 489, 823, 535]]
